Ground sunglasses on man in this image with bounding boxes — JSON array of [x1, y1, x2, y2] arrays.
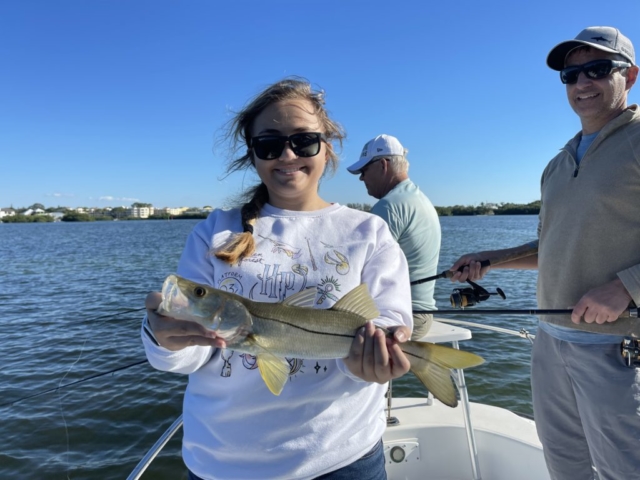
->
[[250, 132, 325, 160], [560, 59, 631, 85]]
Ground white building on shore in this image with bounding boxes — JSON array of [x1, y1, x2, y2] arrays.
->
[[129, 206, 155, 218], [0, 208, 16, 218]]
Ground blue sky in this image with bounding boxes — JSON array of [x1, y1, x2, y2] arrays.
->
[[3, 1, 640, 210]]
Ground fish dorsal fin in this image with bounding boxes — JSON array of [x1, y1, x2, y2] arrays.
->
[[247, 336, 291, 396], [331, 284, 379, 320], [282, 288, 317, 308]]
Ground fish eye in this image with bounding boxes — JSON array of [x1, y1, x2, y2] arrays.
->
[[194, 287, 206, 298]]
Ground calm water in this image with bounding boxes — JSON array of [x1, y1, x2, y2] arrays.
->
[[0, 215, 539, 479]]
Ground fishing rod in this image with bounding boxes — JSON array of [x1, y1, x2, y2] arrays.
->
[[423, 308, 640, 367], [0, 359, 148, 408], [421, 308, 640, 317], [411, 242, 539, 285]]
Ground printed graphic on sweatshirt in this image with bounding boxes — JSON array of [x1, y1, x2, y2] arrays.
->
[[218, 271, 244, 296], [306, 238, 318, 271], [316, 276, 341, 305], [258, 235, 302, 260], [250, 263, 309, 302], [319, 241, 350, 275], [323, 250, 350, 275], [220, 350, 234, 377], [241, 353, 258, 370]]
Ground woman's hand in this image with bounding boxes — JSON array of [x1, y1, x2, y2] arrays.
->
[[145, 291, 227, 351], [344, 322, 412, 383]]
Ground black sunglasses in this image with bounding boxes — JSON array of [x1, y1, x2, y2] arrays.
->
[[560, 59, 631, 85], [250, 132, 325, 160]]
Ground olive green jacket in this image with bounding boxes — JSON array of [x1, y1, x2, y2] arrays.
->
[[537, 105, 640, 336]]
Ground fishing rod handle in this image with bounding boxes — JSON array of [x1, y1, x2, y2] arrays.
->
[[440, 260, 491, 280], [443, 241, 540, 278], [411, 260, 492, 285], [411, 242, 539, 285], [446, 240, 538, 278]]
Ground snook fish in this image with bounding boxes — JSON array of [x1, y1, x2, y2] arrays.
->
[[157, 274, 484, 407]]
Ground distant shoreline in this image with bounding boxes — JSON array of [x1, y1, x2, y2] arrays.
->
[[2, 201, 541, 223]]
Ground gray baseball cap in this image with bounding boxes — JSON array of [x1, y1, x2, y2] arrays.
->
[[547, 26, 635, 71]]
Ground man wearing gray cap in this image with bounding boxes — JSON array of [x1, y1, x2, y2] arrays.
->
[[348, 134, 441, 340], [448, 26, 640, 479]]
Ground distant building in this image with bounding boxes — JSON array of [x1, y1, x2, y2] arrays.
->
[[160, 207, 189, 216], [130, 206, 155, 218], [0, 208, 16, 218]]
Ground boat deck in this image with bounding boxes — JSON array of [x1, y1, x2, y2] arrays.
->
[[380, 320, 549, 480]]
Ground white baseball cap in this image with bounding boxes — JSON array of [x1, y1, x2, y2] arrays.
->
[[347, 134, 405, 174]]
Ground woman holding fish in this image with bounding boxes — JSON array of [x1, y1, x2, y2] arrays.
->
[[141, 78, 464, 480]]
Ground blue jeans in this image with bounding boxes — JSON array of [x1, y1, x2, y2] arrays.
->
[[187, 439, 386, 480]]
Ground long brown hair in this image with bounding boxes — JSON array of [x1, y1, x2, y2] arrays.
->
[[215, 77, 346, 265]]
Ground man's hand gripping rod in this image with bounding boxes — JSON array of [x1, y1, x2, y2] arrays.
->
[[411, 241, 539, 285]]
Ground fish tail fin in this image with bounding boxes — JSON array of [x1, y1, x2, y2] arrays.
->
[[402, 342, 484, 408]]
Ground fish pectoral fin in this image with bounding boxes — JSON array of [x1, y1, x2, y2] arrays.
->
[[331, 284, 379, 320], [282, 288, 317, 308], [256, 352, 290, 396]]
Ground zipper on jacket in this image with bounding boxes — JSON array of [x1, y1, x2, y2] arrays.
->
[[569, 153, 579, 177]]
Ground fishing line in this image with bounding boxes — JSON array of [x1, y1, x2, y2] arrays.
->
[[58, 338, 87, 480], [1, 359, 148, 408], [4, 307, 148, 408], [82, 306, 146, 323]]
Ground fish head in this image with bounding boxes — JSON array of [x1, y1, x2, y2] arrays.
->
[[158, 274, 253, 340]]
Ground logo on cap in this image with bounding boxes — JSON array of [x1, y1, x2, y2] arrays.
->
[[591, 36, 611, 44], [360, 144, 368, 158]]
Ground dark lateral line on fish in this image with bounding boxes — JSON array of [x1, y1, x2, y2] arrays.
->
[[0, 359, 148, 408], [262, 316, 357, 340]]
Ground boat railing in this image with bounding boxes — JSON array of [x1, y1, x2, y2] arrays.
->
[[437, 318, 535, 343], [127, 319, 536, 480], [127, 415, 183, 480]]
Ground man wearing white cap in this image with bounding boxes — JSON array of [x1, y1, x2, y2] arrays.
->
[[348, 134, 441, 340], [448, 26, 640, 479]]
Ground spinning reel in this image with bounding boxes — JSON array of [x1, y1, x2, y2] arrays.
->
[[621, 338, 640, 368], [450, 279, 506, 308]]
